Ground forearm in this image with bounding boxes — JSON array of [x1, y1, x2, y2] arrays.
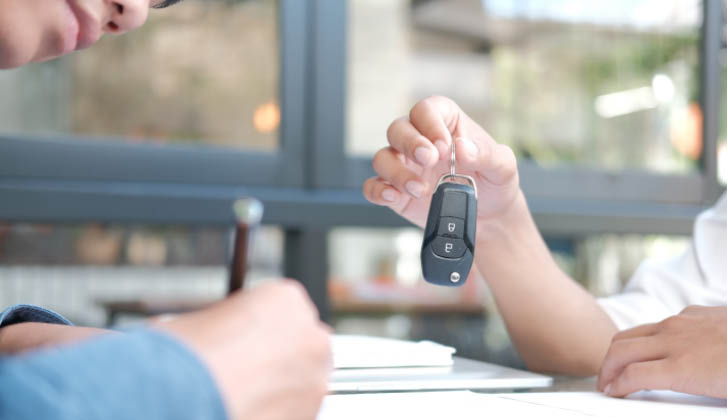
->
[[476, 191, 617, 375], [0, 328, 226, 420]]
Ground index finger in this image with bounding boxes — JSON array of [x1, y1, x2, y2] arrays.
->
[[409, 96, 458, 159], [606, 360, 673, 398], [597, 336, 665, 391], [387, 117, 440, 167]]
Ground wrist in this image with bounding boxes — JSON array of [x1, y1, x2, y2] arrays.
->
[[475, 189, 530, 245]]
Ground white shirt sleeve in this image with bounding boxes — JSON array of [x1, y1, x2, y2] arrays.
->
[[597, 192, 727, 330]]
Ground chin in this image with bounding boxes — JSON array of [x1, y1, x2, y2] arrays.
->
[[0, 0, 78, 69]]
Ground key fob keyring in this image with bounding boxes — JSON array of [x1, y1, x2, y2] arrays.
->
[[420, 140, 477, 287]]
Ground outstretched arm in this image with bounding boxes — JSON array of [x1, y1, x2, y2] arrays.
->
[[364, 96, 617, 375]]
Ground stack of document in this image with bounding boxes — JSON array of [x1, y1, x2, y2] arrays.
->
[[332, 335, 456, 369]]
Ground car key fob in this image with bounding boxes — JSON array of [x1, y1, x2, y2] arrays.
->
[[420, 174, 477, 286]]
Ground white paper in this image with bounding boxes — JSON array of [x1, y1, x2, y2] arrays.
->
[[503, 391, 727, 418], [317, 391, 727, 420], [332, 335, 455, 369], [317, 391, 583, 420]]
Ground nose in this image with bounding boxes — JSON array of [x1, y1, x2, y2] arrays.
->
[[104, 0, 149, 34]]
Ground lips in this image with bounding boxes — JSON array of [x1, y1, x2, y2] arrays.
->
[[65, 0, 102, 51]]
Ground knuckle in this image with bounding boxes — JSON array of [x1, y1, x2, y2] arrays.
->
[[660, 315, 683, 331], [680, 305, 702, 315]]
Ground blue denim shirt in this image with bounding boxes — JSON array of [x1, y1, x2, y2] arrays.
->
[[0, 305, 227, 420]]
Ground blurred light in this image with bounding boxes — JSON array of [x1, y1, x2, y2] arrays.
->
[[253, 102, 280, 134], [76, 225, 122, 265], [127, 233, 167, 266], [719, 142, 727, 185], [651, 74, 675, 103], [670, 103, 702, 160], [594, 86, 656, 118], [595, 74, 674, 119]]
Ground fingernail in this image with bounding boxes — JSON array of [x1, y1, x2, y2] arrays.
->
[[458, 137, 478, 158], [604, 383, 612, 396], [434, 140, 448, 158], [382, 189, 398, 202], [414, 147, 432, 166], [406, 180, 424, 198]]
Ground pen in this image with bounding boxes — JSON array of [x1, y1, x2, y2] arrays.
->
[[228, 198, 264, 295]]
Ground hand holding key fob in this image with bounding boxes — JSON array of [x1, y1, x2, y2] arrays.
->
[[421, 141, 477, 287]]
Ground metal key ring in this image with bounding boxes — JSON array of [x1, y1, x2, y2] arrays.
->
[[450, 139, 456, 177], [440, 139, 477, 199]]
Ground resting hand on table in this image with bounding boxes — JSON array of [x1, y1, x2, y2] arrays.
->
[[2, 282, 332, 420], [598, 305, 727, 399], [363, 96, 522, 230], [159, 281, 333, 420]]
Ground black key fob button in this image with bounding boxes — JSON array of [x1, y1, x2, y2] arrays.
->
[[440, 191, 467, 218], [437, 217, 464, 238], [431, 236, 466, 259]]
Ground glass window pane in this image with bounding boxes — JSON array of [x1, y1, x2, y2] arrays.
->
[[347, 0, 702, 174], [0, 0, 279, 151], [0, 223, 283, 326], [720, 140, 726, 186]]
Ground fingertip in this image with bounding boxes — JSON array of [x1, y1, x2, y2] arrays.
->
[[604, 383, 612, 396], [596, 374, 605, 392], [382, 188, 399, 203], [362, 178, 376, 202], [405, 180, 425, 198], [414, 146, 435, 167]]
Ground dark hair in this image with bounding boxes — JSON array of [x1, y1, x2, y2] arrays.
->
[[153, 0, 184, 9]]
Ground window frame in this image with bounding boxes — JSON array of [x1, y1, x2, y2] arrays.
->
[[0, 0, 722, 236], [0, 0, 310, 213]]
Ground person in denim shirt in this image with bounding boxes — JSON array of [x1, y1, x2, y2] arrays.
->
[[0, 1, 332, 419]]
